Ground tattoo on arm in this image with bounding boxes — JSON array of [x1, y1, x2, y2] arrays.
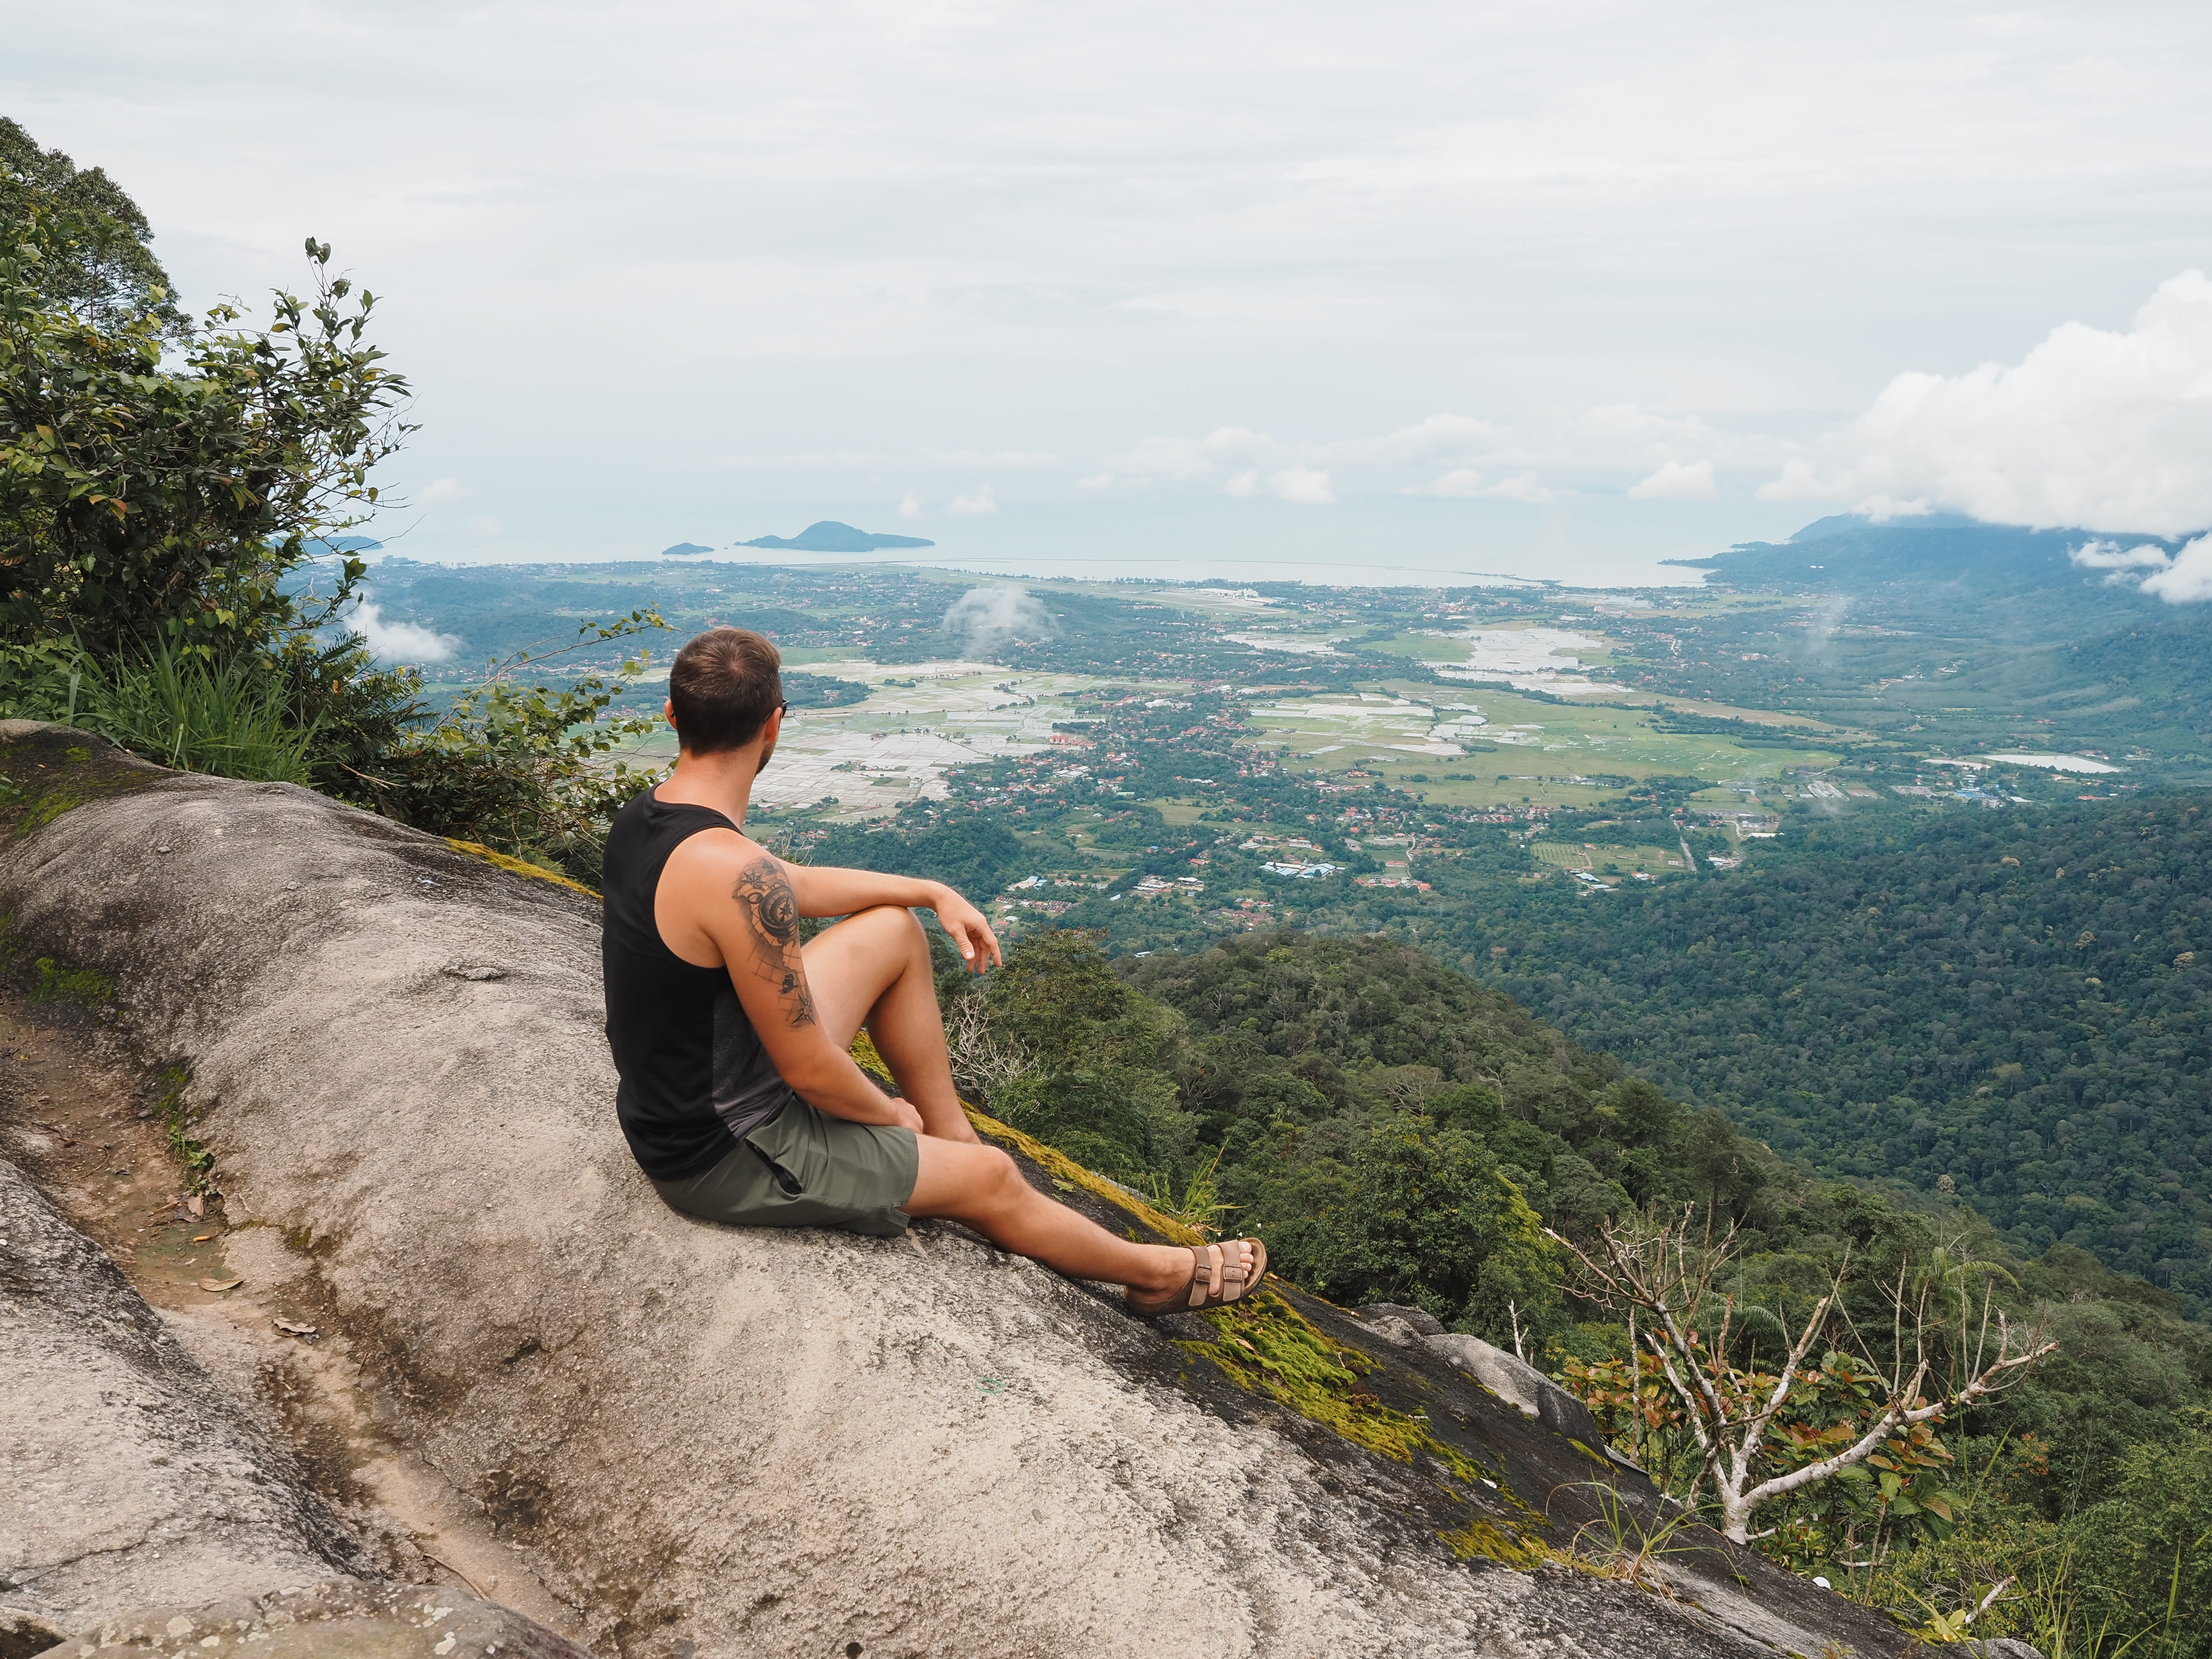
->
[[732, 856, 817, 1030]]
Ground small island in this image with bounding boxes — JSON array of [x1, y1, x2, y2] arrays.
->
[[740, 520, 936, 552]]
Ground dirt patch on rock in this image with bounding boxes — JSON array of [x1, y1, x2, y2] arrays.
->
[[39, 1575, 591, 1659], [0, 990, 577, 1640]]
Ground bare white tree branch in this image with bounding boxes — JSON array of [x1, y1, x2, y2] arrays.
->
[[1548, 1210, 2058, 1544]]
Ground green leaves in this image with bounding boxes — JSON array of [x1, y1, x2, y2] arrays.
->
[[0, 117, 186, 336], [0, 214, 410, 660], [971, 928, 1197, 1182], [334, 610, 671, 887]]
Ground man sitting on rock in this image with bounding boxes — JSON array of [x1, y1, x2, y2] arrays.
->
[[601, 626, 1265, 1316]]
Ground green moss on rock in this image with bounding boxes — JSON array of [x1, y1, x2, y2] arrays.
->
[[1184, 1292, 1493, 1487], [0, 728, 162, 837], [30, 957, 111, 1007], [1440, 1518, 1549, 1568], [442, 838, 600, 899]]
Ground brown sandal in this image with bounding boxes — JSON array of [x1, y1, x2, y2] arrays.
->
[[1126, 1238, 1268, 1318]]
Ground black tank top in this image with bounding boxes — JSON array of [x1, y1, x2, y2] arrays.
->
[[601, 787, 793, 1181]]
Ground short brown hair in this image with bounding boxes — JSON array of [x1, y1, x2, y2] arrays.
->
[[667, 628, 783, 754]]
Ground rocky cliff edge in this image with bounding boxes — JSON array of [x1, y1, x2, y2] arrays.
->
[[0, 726, 1919, 1659]]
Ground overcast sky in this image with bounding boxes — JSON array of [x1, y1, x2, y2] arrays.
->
[[12, 2, 2212, 584]]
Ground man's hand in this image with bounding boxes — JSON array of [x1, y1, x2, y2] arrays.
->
[[930, 884, 1002, 975], [885, 1096, 926, 1133]]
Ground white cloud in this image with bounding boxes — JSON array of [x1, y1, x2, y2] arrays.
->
[[1757, 459, 1828, 502], [1076, 472, 1115, 489], [1115, 428, 1275, 480], [2069, 539, 2171, 571], [920, 448, 1058, 468], [939, 585, 1057, 653], [1628, 459, 1717, 500], [1111, 406, 1743, 506], [898, 495, 923, 518], [2059, 534, 2212, 603], [1270, 466, 1335, 505], [1762, 271, 2212, 535], [949, 484, 998, 515], [1429, 468, 1553, 502], [419, 477, 465, 504], [2141, 535, 2212, 603], [349, 600, 461, 663], [1315, 413, 1501, 466], [1483, 472, 1554, 504]]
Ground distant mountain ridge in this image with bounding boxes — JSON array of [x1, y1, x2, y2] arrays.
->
[[741, 520, 935, 552], [1671, 513, 2200, 595]]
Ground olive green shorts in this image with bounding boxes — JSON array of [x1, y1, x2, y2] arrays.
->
[[653, 1097, 919, 1238]]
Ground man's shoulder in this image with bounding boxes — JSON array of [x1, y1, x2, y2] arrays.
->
[[661, 821, 769, 877]]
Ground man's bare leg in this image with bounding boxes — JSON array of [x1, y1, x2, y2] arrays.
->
[[909, 1135, 1235, 1297], [802, 906, 1246, 1295], [802, 905, 977, 1141]]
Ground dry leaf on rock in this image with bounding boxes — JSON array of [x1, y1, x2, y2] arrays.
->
[[273, 1318, 319, 1337], [198, 1277, 244, 1292]]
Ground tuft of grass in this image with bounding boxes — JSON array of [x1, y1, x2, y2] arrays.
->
[[30, 957, 110, 1007], [154, 1066, 214, 1193], [82, 646, 318, 784], [1143, 1145, 1237, 1238], [1550, 1479, 1700, 1592]]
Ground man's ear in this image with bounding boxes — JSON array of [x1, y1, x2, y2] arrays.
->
[[664, 698, 677, 729]]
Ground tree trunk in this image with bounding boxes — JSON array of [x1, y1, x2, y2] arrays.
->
[[1719, 1481, 1753, 1544]]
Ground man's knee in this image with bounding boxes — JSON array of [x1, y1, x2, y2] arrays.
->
[[969, 1145, 1024, 1207], [857, 903, 928, 954], [914, 1141, 1026, 1222]]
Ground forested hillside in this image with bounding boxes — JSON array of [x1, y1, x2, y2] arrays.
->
[[945, 928, 1746, 1338], [939, 925, 2212, 1642], [1468, 796, 2212, 1301]]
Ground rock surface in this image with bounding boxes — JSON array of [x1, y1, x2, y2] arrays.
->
[[1424, 1333, 1610, 1448], [0, 1154, 370, 1617], [3, 1608, 70, 1659], [34, 1580, 589, 1659], [1353, 1307, 1607, 1449], [0, 728, 1921, 1659]]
